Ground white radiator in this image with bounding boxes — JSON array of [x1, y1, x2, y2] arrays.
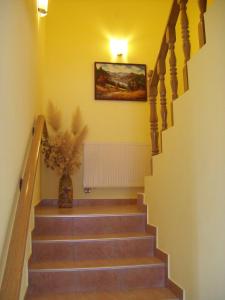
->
[[83, 143, 151, 188]]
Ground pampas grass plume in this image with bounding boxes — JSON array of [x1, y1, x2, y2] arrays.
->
[[47, 101, 61, 132], [42, 101, 88, 176]]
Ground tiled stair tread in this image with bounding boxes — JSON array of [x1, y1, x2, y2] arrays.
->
[[32, 232, 154, 241], [26, 288, 179, 300], [35, 205, 145, 216], [30, 256, 164, 271]]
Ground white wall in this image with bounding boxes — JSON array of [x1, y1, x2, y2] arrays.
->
[[0, 0, 42, 286], [145, 1, 225, 299]]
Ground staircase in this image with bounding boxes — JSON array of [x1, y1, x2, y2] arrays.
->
[[26, 198, 181, 299]]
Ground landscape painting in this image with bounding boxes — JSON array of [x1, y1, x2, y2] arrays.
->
[[95, 62, 147, 101]]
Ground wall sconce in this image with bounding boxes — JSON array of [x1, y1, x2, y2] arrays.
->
[[38, 0, 48, 17], [110, 39, 128, 57]]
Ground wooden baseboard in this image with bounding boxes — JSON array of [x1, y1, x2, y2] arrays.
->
[[167, 278, 184, 299], [146, 223, 183, 299], [137, 194, 183, 299], [155, 247, 168, 264], [146, 224, 157, 236]]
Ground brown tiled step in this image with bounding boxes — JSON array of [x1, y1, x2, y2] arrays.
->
[[30, 232, 155, 262], [39, 198, 138, 207], [28, 257, 166, 294], [26, 287, 179, 300], [35, 204, 145, 216], [33, 206, 147, 236], [32, 232, 153, 240]]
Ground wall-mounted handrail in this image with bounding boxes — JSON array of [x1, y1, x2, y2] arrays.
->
[[149, 0, 207, 155], [0, 115, 46, 300]]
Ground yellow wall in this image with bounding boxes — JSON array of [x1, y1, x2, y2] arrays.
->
[[145, 1, 225, 299], [41, 0, 173, 199], [0, 0, 43, 286]]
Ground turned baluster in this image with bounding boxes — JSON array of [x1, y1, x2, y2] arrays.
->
[[157, 57, 167, 131], [149, 71, 159, 155], [178, 0, 191, 91], [166, 25, 178, 100], [198, 0, 207, 48]]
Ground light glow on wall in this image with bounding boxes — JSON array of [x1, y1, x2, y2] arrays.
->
[[110, 39, 128, 57], [38, 0, 48, 17]]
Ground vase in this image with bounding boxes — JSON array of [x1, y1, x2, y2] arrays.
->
[[58, 173, 73, 208]]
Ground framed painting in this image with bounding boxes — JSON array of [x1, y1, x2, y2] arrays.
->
[[94, 62, 147, 101]]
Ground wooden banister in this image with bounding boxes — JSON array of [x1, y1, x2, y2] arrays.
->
[[0, 115, 46, 300], [149, 0, 208, 155], [149, 0, 179, 90], [149, 0, 179, 155], [198, 0, 207, 47], [178, 0, 191, 91], [149, 71, 159, 156], [157, 55, 168, 131], [166, 25, 178, 100]]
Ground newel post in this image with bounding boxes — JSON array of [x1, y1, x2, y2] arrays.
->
[[166, 25, 178, 100], [178, 0, 191, 91], [149, 71, 159, 155], [198, 0, 207, 47]]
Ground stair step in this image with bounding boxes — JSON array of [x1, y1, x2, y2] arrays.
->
[[39, 198, 138, 207], [26, 287, 179, 300], [31, 233, 155, 262], [28, 199, 182, 298], [28, 257, 166, 294], [35, 204, 145, 216], [32, 231, 153, 240], [30, 256, 164, 270], [34, 213, 147, 235]]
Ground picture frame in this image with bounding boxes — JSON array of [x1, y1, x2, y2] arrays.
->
[[94, 62, 147, 101]]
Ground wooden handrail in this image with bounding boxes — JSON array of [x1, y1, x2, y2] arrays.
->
[[0, 115, 46, 300]]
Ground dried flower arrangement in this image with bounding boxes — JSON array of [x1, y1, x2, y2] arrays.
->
[[42, 101, 87, 175], [42, 101, 87, 207]]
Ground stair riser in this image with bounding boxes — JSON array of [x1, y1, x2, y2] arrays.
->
[[29, 266, 165, 294], [30, 237, 154, 262], [39, 199, 137, 207], [33, 215, 147, 236]]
